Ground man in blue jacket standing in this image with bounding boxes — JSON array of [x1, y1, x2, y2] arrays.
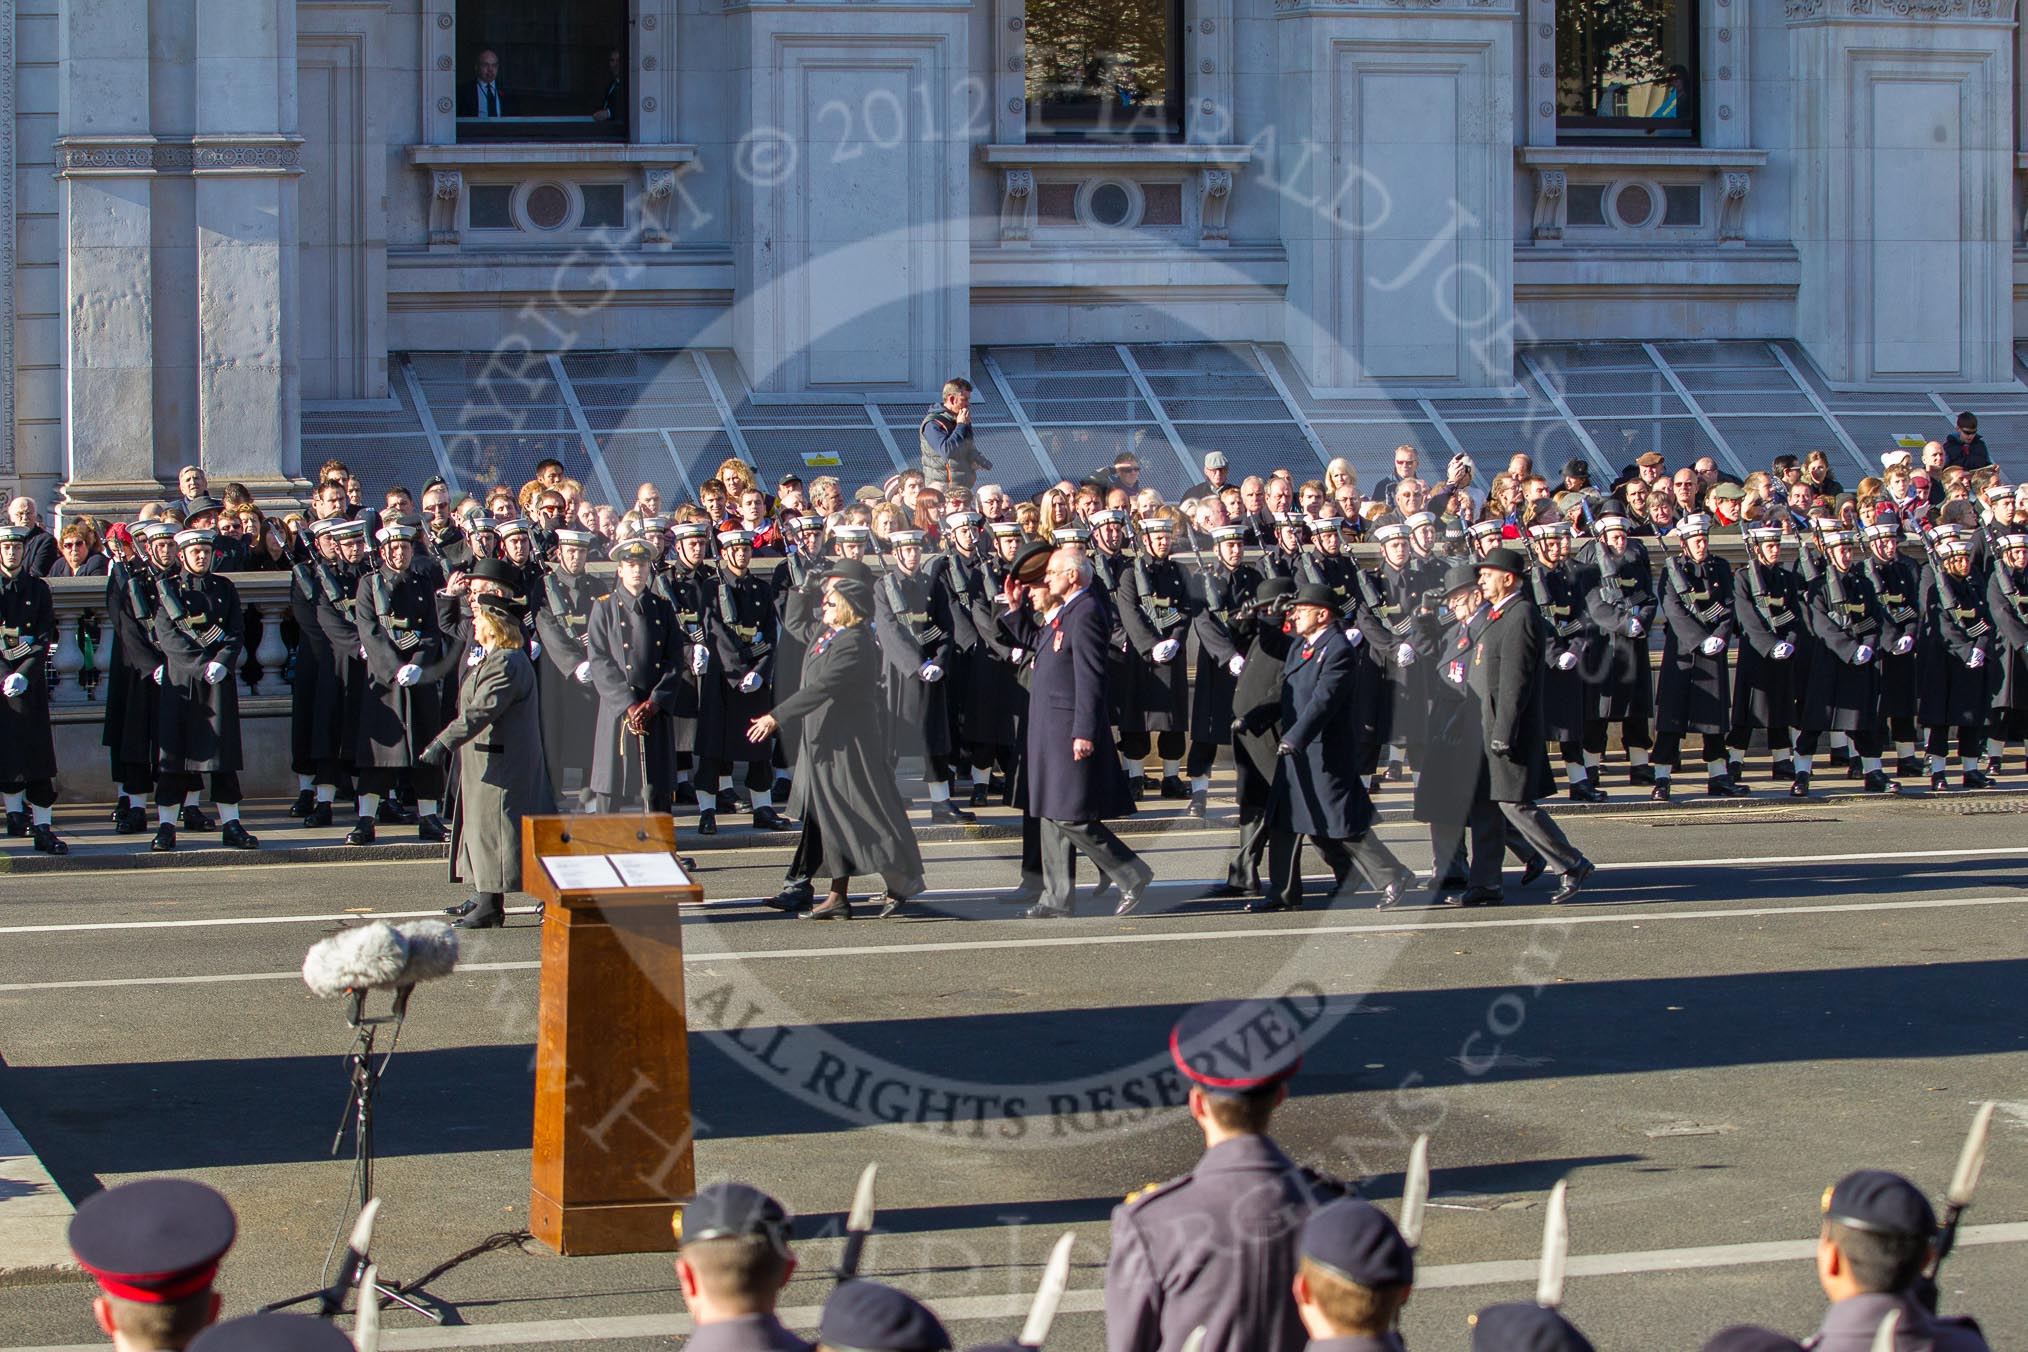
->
[[1263, 584, 1414, 912], [1000, 545, 1153, 918]]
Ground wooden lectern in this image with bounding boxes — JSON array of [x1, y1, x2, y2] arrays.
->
[[523, 813, 698, 1256]]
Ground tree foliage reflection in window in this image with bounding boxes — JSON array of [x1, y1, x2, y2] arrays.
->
[[1555, 0, 1696, 140], [1024, 0, 1182, 138]]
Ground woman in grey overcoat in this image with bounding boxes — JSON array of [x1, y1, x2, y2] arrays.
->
[[421, 592, 556, 928]]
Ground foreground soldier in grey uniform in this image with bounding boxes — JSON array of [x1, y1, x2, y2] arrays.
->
[[1106, 999, 1350, 1352], [673, 1182, 812, 1352], [1806, 1170, 1988, 1351], [1292, 1199, 1414, 1352]]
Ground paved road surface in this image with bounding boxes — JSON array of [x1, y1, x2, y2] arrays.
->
[[1, 796, 2024, 1351]]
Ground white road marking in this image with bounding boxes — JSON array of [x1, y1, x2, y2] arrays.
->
[[8, 1222, 2026, 1351], [1, 892, 2022, 993], [2, 844, 2022, 938]]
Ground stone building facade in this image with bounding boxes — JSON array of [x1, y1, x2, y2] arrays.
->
[[4, 0, 2023, 509]]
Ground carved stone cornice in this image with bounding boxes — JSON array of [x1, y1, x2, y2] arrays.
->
[[1785, 0, 2015, 20], [56, 135, 305, 178]]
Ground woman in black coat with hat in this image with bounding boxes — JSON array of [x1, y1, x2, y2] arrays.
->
[[746, 560, 925, 920]]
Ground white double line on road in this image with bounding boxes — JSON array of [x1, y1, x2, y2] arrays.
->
[[1, 892, 2023, 993], [2, 845, 2023, 938], [6, 1222, 2027, 1351]]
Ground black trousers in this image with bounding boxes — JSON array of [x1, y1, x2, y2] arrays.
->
[[1434, 816, 1543, 886], [698, 757, 774, 794], [1653, 732, 1726, 771], [1227, 810, 1271, 892], [0, 778, 57, 808], [1924, 725, 1988, 760], [1039, 818, 1149, 910], [1185, 740, 1221, 776], [1797, 730, 1884, 757], [1619, 715, 1653, 752], [156, 771, 242, 806], [1491, 800, 1583, 877], [1264, 824, 1407, 909], [1117, 729, 1184, 763], [358, 765, 444, 799], [1725, 723, 1795, 760]]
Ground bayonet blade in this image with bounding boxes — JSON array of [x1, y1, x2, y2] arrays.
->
[[351, 1267, 380, 1352], [1867, 1306, 1899, 1352], [835, 1163, 878, 1280], [1536, 1180, 1569, 1310], [1179, 1327, 1207, 1352], [1399, 1135, 1430, 1251], [1946, 1102, 1996, 1208], [1017, 1233, 1076, 1347]]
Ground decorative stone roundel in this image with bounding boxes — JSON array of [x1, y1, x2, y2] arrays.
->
[[1538, 63, 1550, 77], [1614, 183, 1655, 228], [437, 56, 452, 71], [1009, 97, 1023, 113], [1539, 101, 1553, 117], [437, 12, 452, 27], [1088, 182, 1133, 228], [1719, 105, 1731, 120], [1009, 16, 1023, 29], [642, 55, 657, 70], [1200, 17, 1214, 30], [642, 97, 657, 112], [527, 183, 572, 230], [437, 98, 453, 114], [1200, 59, 1213, 73], [643, 13, 656, 26]]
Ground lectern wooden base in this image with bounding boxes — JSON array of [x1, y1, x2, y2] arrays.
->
[[523, 814, 698, 1256]]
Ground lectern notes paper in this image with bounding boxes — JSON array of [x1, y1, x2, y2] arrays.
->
[[539, 852, 692, 891]]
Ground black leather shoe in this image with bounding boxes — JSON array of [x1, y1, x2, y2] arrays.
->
[[417, 814, 449, 842], [454, 906, 504, 930], [1727, 760, 1744, 784], [1244, 898, 1290, 914], [1579, 779, 1608, 803], [9, 810, 33, 838], [764, 883, 815, 913], [1458, 887, 1504, 907], [1160, 775, 1189, 800], [117, 805, 149, 834], [696, 809, 717, 836], [801, 894, 853, 921], [1381, 875, 1411, 909], [1024, 902, 1073, 919], [221, 821, 259, 850], [1897, 756, 1926, 779], [1550, 860, 1595, 904], [773, 777, 793, 803], [31, 825, 68, 856], [1629, 764, 1656, 785], [673, 783, 697, 807], [714, 789, 740, 813], [345, 818, 376, 846], [1965, 769, 1994, 790], [970, 783, 991, 807], [1186, 791, 1208, 820], [875, 894, 908, 919], [1650, 781, 1672, 802], [1790, 772, 1811, 798], [928, 801, 976, 824], [151, 824, 176, 853], [302, 801, 333, 828], [1128, 778, 1148, 801], [377, 798, 414, 824], [1707, 777, 1750, 797], [1518, 857, 1547, 887], [444, 898, 478, 917], [1772, 759, 1796, 782], [752, 806, 794, 831], [1113, 880, 1149, 917], [1864, 771, 1901, 795], [1931, 771, 1948, 792], [181, 805, 215, 831], [289, 788, 316, 817]]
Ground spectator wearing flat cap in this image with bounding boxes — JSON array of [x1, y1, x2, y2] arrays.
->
[[1292, 1199, 1414, 1351], [819, 1280, 950, 1352], [674, 1183, 811, 1352], [1180, 451, 1232, 508], [69, 1178, 236, 1352], [1105, 999, 1352, 1352], [1808, 1170, 1989, 1351]]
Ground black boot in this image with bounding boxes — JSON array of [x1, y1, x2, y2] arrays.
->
[[417, 814, 449, 842], [1863, 770, 1900, 795], [221, 820, 259, 850], [1897, 756, 1925, 779], [151, 823, 177, 853], [752, 806, 793, 831], [455, 896, 505, 929], [1161, 775, 1189, 800], [969, 782, 991, 807], [715, 789, 740, 813], [1772, 758, 1795, 783], [302, 801, 333, 828], [289, 788, 316, 817], [1790, 772, 1811, 798], [5, 811, 26, 838], [345, 817, 376, 846], [31, 824, 68, 856], [1964, 769, 1994, 790], [1931, 771, 1948, 792], [928, 800, 976, 824], [117, 804, 149, 834], [1650, 780, 1672, 802], [673, 782, 697, 807], [1186, 790, 1208, 820], [181, 803, 215, 831], [696, 809, 717, 836], [1707, 776, 1750, 798], [764, 881, 815, 913], [1629, 763, 1656, 785]]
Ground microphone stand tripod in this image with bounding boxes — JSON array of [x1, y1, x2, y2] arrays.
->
[[265, 987, 447, 1324]]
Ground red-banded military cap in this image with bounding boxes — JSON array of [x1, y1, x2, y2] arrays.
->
[[69, 1178, 236, 1304]]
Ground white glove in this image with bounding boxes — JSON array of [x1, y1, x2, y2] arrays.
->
[[1010, 647, 1025, 663], [1699, 635, 1726, 657], [1853, 644, 1875, 665], [1, 673, 25, 698], [202, 661, 229, 685], [1893, 635, 1915, 656], [1396, 642, 1418, 668], [151, 665, 165, 685], [1344, 626, 1364, 648], [396, 663, 422, 687], [1152, 638, 1182, 664], [690, 646, 710, 676], [919, 662, 944, 683], [739, 670, 763, 694], [573, 660, 592, 684], [467, 644, 484, 667], [1969, 647, 1987, 669], [1627, 618, 1646, 638], [530, 640, 542, 660], [359, 645, 367, 660], [1227, 654, 1245, 677], [1554, 650, 1578, 671], [1772, 641, 1795, 661]]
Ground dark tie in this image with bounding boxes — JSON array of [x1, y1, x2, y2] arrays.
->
[[485, 85, 498, 117]]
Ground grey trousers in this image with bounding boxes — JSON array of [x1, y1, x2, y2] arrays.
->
[[1490, 799, 1584, 880], [1039, 818, 1149, 910]]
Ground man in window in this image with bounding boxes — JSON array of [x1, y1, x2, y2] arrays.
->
[[462, 50, 508, 119], [593, 48, 625, 124]]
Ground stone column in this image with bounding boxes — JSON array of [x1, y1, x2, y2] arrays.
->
[[1273, 0, 1515, 396], [54, 0, 163, 517], [727, 0, 971, 399], [1790, 0, 2017, 390], [192, 0, 309, 503]]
